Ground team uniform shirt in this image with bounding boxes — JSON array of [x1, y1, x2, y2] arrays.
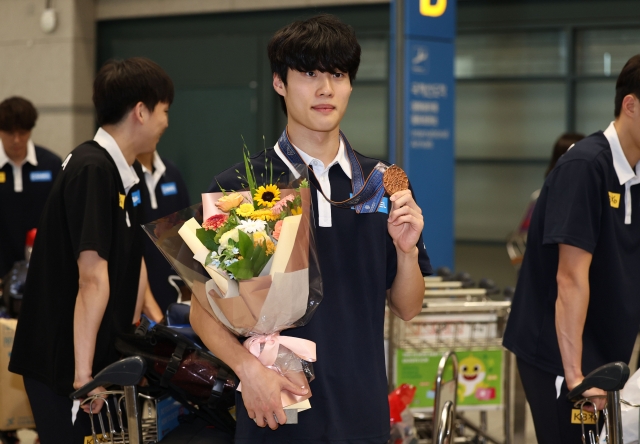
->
[[0, 140, 61, 276], [503, 123, 640, 378], [208, 140, 432, 444], [138, 152, 190, 312], [9, 129, 144, 396]]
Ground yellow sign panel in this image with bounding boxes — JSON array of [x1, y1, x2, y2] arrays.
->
[[571, 409, 597, 425], [84, 434, 108, 444], [609, 192, 621, 208], [0, 172, 5, 183], [420, 0, 447, 17]]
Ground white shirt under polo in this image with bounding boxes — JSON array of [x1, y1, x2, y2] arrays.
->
[[0, 139, 38, 192], [604, 121, 640, 225], [140, 151, 167, 210], [274, 137, 351, 228]]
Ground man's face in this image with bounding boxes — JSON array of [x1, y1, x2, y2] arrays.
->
[[140, 102, 169, 154], [0, 129, 31, 163], [275, 69, 352, 134]]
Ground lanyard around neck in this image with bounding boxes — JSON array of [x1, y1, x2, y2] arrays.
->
[[277, 129, 388, 214]]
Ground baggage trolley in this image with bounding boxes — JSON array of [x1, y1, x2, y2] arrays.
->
[[389, 299, 511, 443], [568, 361, 631, 444], [70, 356, 156, 444]]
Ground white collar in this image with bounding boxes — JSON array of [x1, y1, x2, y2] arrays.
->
[[0, 139, 38, 168], [604, 121, 640, 185], [140, 151, 166, 177], [274, 135, 352, 179], [93, 127, 139, 195]]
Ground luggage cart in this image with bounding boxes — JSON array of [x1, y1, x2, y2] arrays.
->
[[70, 356, 157, 444], [389, 298, 511, 444]]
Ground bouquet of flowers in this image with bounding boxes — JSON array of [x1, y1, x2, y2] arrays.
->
[[142, 147, 322, 414]]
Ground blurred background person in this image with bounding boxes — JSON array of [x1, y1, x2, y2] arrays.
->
[[0, 96, 61, 279], [137, 149, 190, 319], [507, 132, 585, 270]]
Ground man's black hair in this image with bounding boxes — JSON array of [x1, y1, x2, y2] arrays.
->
[[615, 54, 640, 118], [0, 97, 38, 132], [268, 14, 361, 115], [93, 57, 174, 126]]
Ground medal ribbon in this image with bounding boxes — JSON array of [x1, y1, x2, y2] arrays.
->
[[277, 129, 388, 214]]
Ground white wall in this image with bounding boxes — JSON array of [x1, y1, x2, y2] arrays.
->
[[0, 0, 95, 159]]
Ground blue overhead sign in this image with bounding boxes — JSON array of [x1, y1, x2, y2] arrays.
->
[[390, 0, 456, 269]]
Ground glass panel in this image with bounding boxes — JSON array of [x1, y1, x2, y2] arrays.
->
[[456, 82, 566, 159], [576, 28, 640, 76], [576, 80, 616, 136], [456, 164, 546, 241], [455, 31, 566, 78], [340, 84, 388, 160], [357, 38, 388, 81]]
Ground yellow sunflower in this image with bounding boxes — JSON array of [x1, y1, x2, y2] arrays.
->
[[236, 203, 255, 218], [254, 184, 281, 208]]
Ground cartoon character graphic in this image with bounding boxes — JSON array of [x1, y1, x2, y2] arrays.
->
[[458, 356, 487, 399]]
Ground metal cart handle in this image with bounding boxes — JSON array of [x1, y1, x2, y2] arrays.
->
[[567, 361, 630, 444], [567, 361, 629, 403], [70, 356, 147, 399]]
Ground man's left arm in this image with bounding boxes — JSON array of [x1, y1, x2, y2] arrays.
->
[[386, 189, 426, 321]]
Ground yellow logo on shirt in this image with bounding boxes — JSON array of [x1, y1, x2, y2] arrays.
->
[[0, 172, 5, 183], [420, 0, 447, 17], [119, 193, 125, 209], [571, 409, 596, 424], [609, 192, 621, 208]]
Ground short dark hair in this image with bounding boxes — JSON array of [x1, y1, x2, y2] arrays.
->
[[614, 54, 640, 118], [93, 57, 174, 126], [545, 133, 584, 177], [0, 97, 38, 132], [268, 14, 361, 115]]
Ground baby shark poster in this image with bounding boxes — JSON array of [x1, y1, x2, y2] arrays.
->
[[395, 348, 503, 410]]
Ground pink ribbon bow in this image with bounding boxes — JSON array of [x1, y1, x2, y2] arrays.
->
[[236, 333, 316, 395], [244, 333, 316, 368]]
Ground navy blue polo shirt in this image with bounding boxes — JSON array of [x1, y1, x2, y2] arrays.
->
[[503, 130, 640, 377], [138, 155, 190, 312], [10, 140, 144, 396], [0, 145, 61, 276], [208, 145, 432, 443]]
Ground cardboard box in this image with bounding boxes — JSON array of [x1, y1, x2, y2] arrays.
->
[[0, 318, 35, 430]]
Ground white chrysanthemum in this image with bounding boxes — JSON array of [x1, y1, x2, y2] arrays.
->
[[237, 219, 267, 234], [218, 228, 239, 249]]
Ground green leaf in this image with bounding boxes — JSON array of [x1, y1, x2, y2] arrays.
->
[[236, 230, 255, 260], [251, 242, 270, 276], [227, 259, 253, 280], [196, 228, 218, 251]]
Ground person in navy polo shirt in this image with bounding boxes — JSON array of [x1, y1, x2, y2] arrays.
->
[[190, 15, 432, 443], [503, 54, 640, 443], [0, 96, 61, 278], [136, 149, 190, 318], [9, 57, 174, 443]]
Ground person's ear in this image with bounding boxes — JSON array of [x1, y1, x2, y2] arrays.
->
[[273, 73, 286, 97], [131, 102, 146, 124], [621, 94, 638, 118]]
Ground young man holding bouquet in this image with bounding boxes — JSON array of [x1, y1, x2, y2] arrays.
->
[[191, 15, 432, 443], [9, 57, 173, 443]]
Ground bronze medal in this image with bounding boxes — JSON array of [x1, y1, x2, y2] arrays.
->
[[383, 165, 409, 196]]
